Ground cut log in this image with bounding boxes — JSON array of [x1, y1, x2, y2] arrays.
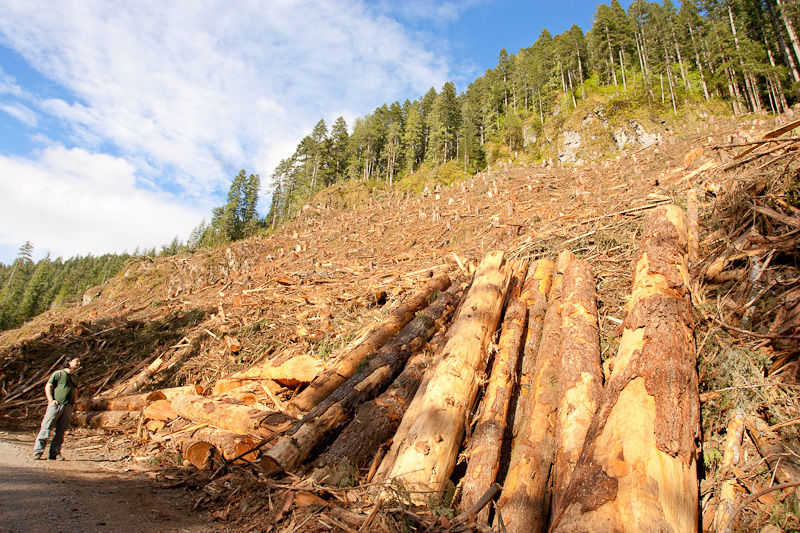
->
[[184, 441, 217, 470], [715, 410, 745, 533], [494, 254, 567, 533], [225, 335, 242, 353], [158, 384, 206, 399], [384, 251, 509, 504], [551, 205, 699, 533], [288, 271, 452, 415], [310, 283, 466, 486], [213, 355, 323, 394], [552, 259, 602, 513], [72, 410, 139, 429], [746, 415, 800, 484], [371, 290, 469, 486], [169, 426, 258, 464], [170, 394, 294, 438], [76, 390, 166, 412], [687, 187, 700, 269], [104, 330, 208, 397], [261, 279, 461, 474], [510, 259, 554, 440], [143, 399, 178, 421], [460, 259, 531, 522]]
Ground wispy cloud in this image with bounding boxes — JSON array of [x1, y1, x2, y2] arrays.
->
[[0, 0, 454, 262], [1, 102, 37, 126]]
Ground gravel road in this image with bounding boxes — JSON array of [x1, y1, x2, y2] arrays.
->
[[0, 430, 224, 533]]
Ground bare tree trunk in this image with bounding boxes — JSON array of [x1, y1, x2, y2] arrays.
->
[[688, 25, 710, 100], [460, 261, 531, 523], [767, 0, 800, 82], [169, 426, 258, 464], [370, 295, 466, 486], [289, 272, 451, 414], [494, 254, 567, 533], [662, 42, 678, 114], [714, 411, 745, 533], [384, 251, 509, 504], [213, 355, 322, 394], [765, 37, 790, 112], [551, 260, 602, 514], [605, 25, 618, 87], [171, 394, 294, 438], [262, 282, 462, 475], [72, 410, 139, 429], [511, 259, 555, 440], [776, 0, 800, 71], [76, 390, 166, 412], [687, 187, 700, 270], [551, 205, 699, 533]]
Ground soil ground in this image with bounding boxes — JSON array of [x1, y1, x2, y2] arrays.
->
[[2, 108, 799, 531], [0, 429, 224, 533]]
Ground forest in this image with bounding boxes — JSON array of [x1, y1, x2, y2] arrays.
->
[[2, 0, 799, 332], [264, 0, 800, 224]]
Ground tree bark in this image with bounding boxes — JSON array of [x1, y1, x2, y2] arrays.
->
[[511, 259, 555, 440], [371, 290, 469, 486], [261, 280, 461, 475], [551, 205, 699, 533], [384, 251, 508, 504], [76, 390, 166, 412], [170, 394, 294, 438], [212, 355, 323, 394], [460, 260, 530, 522], [552, 259, 602, 514], [72, 410, 139, 429], [288, 272, 451, 415], [494, 253, 568, 533], [169, 426, 258, 464], [309, 283, 465, 486]]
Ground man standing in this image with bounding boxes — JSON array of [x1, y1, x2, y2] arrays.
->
[[33, 356, 80, 460]]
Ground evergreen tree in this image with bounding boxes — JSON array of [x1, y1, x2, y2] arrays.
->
[[329, 117, 349, 184], [429, 82, 461, 164]]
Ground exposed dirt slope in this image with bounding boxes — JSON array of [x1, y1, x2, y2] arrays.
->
[[1, 108, 799, 532]]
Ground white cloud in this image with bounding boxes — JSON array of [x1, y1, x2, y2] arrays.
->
[[0, 145, 208, 259], [0, 0, 452, 199], [0, 0, 457, 263], [0, 102, 37, 126]]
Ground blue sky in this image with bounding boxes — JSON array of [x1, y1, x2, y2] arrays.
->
[[0, 0, 628, 265]]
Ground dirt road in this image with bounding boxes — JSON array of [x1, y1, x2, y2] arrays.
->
[[0, 430, 224, 533]]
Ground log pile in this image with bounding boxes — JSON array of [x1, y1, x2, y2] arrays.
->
[[4, 108, 800, 532], [65, 206, 710, 532]]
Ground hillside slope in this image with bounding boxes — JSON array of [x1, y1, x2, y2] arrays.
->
[[2, 106, 800, 532]]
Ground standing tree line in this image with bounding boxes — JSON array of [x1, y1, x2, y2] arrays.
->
[[0, 242, 132, 330], [3, 0, 799, 331], [266, 0, 800, 226]]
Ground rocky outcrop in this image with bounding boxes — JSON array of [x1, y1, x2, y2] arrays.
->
[[611, 120, 661, 151], [558, 130, 583, 164], [523, 125, 537, 147]]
